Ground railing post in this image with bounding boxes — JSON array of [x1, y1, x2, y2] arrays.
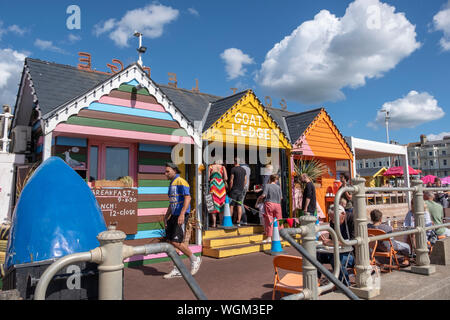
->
[[410, 180, 436, 275], [300, 215, 319, 300], [96, 225, 127, 300], [349, 177, 380, 299]]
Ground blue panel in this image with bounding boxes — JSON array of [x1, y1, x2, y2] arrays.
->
[[125, 79, 140, 86], [56, 136, 87, 147], [36, 145, 42, 154], [139, 144, 173, 153], [87, 102, 174, 121], [138, 187, 169, 194], [5, 157, 107, 268], [125, 229, 165, 240]]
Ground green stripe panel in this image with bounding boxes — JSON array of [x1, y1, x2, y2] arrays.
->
[[124, 253, 201, 268], [55, 153, 86, 163], [138, 158, 170, 166], [66, 116, 188, 136], [137, 221, 165, 231], [138, 201, 170, 209], [138, 180, 170, 187], [118, 84, 151, 96]]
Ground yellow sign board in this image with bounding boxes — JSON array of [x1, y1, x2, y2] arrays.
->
[[202, 91, 291, 149]]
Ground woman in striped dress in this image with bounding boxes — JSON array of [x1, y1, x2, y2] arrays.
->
[[209, 160, 228, 228]]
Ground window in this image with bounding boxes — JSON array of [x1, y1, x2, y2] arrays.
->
[[430, 160, 433, 166], [365, 162, 369, 168], [444, 159, 448, 166], [412, 159, 416, 165], [443, 150, 447, 156], [88, 141, 136, 184], [360, 163, 363, 169], [379, 161, 382, 167], [429, 151, 433, 156]]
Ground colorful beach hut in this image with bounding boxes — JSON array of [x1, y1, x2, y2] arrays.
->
[[10, 58, 203, 266], [284, 108, 354, 220]]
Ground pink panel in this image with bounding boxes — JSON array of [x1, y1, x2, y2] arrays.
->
[[98, 96, 166, 113], [139, 165, 165, 173], [293, 135, 314, 156], [54, 123, 194, 145], [138, 208, 167, 216]]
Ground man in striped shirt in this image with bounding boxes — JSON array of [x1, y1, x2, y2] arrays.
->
[[163, 163, 202, 279]]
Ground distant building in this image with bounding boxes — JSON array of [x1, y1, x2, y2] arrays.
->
[[407, 134, 450, 178]]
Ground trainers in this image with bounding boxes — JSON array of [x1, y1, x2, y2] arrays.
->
[[191, 257, 202, 275], [163, 267, 182, 279]]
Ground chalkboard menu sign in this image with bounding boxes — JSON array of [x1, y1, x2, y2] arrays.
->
[[91, 188, 138, 234], [204, 193, 215, 213]]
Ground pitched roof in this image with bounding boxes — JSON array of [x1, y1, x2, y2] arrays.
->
[[25, 58, 112, 118], [357, 167, 386, 177], [284, 108, 323, 143], [158, 84, 221, 124], [202, 90, 249, 131], [265, 107, 296, 141]]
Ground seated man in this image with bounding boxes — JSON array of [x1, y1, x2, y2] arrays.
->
[[368, 209, 411, 266], [317, 204, 355, 286], [424, 191, 450, 238]]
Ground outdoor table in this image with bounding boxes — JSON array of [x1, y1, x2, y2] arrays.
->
[[316, 245, 354, 286]]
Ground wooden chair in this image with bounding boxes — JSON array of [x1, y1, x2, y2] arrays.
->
[[367, 228, 400, 272], [272, 255, 304, 300]]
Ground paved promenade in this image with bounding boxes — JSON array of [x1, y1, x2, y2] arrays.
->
[[124, 245, 450, 300]]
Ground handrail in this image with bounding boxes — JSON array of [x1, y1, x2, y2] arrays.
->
[[34, 252, 93, 300], [34, 239, 207, 300], [280, 228, 360, 301]]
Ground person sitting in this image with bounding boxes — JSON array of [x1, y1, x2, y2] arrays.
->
[[368, 209, 411, 266], [424, 191, 450, 238], [317, 204, 355, 286], [404, 200, 437, 251]]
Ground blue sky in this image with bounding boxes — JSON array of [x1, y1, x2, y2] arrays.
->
[[0, 0, 449, 145]]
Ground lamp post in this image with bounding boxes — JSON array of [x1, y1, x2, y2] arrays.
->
[[380, 108, 390, 144], [133, 31, 147, 66]]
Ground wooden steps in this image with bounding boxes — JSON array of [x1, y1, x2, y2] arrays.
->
[[202, 224, 300, 259]]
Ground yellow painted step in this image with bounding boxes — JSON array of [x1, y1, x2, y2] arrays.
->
[[0, 240, 7, 252], [204, 234, 266, 248], [203, 225, 264, 240], [0, 252, 5, 263], [203, 241, 291, 259]]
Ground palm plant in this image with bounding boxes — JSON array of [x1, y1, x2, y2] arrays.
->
[[293, 158, 327, 187]]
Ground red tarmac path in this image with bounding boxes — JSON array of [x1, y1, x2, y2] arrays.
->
[[124, 246, 302, 300]]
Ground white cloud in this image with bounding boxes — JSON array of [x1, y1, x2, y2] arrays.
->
[[188, 8, 199, 16], [68, 34, 82, 43], [93, 4, 179, 47], [371, 91, 445, 129], [34, 39, 67, 54], [427, 132, 450, 141], [0, 48, 27, 107], [256, 0, 420, 104], [0, 21, 27, 40], [220, 48, 255, 80], [433, 2, 450, 51]]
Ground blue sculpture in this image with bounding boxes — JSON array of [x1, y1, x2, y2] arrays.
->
[[5, 157, 107, 268]]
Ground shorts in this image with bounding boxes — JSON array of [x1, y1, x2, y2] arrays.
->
[[165, 213, 189, 243], [229, 189, 244, 205]]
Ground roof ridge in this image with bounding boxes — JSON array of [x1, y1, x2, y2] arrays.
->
[[210, 89, 249, 104], [284, 107, 323, 119], [157, 83, 222, 99]]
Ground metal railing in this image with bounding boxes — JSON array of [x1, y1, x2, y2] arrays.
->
[[34, 226, 207, 300], [283, 178, 449, 300]]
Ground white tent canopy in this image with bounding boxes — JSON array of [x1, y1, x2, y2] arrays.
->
[[346, 137, 411, 205]]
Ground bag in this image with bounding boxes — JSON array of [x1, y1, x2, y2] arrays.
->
[[427, 230, 438, 245]]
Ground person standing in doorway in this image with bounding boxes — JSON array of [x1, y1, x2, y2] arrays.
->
[[163, 163, 201, 279], [240, 162, 251, 225], [208, 160, 228, 228], [257, 174, 283, 243], [229, 157, 247, 226], [300, 173, 316, 216]]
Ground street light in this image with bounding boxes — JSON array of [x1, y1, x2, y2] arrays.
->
[[380, 107, 390, 144]]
